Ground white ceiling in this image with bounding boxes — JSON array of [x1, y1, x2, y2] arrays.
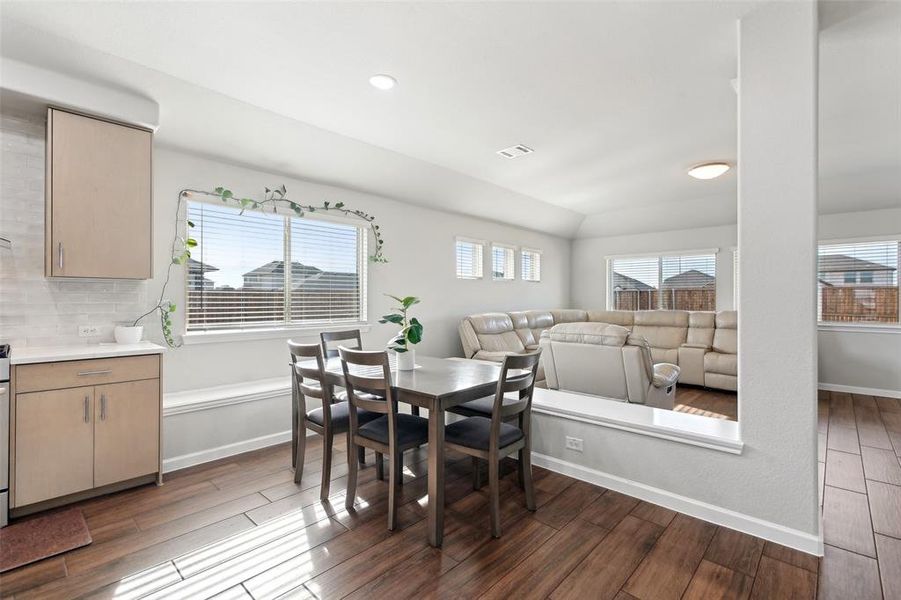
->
[[1, 1, 898, 238]]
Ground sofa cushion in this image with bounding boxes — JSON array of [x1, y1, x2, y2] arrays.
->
[[586, 310, 634, 328], [632, 310, 689, 350], [509, 310, 555, 347], [549, 309, 589, 324], [469, 313, 514, 335], [543, 322, 630, 346], [712, 311, 737, 354], [686, 312, 715, 348], [705, 351, 737, 376]]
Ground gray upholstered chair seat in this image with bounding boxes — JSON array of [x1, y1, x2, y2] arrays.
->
[[306, 400, 381, 429], [358, 413, 430, 447], [445, 417, 524, 451]]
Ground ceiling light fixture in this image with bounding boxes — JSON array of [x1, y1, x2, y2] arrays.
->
[[688, 162, 731, 180], [369, 74, 397, 90]]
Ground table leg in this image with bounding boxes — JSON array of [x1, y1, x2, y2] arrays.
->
[[428, 403, 446, 547]]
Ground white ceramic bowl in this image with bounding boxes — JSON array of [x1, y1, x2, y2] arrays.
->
[[114, 325, 144, 345]]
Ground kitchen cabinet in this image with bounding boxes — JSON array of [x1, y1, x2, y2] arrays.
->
[[10, 352, 162, 513], [45, 107, 152, 279]]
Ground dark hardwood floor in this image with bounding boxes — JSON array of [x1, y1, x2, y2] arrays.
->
[[1, 390, 898, 599], [675, 385, 738, 421]]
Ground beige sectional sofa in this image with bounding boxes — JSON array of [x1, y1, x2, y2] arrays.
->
[[458, 309, 737, 391]]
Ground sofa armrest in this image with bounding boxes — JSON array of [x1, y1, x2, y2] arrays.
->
[[652, 363, 680, 388], [473, 350, 514, 363]]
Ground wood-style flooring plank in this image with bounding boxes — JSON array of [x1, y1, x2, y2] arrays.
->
[[816, 544, 882, 600], [550, 515, 663, 600], [479, 519, 609, 599], [762, 542, 819, 573], [825, 426, 860, 455], [856, 406, 894, 450], [852, 394, 878, 410], [80, 561, 182, 600], [882, 410, 901, 432], [866, 479, 901, 539], [622, 514, 717, 600], [876, 396, 901, 412], [824, 450, 866, 493], [630, 500, 677, 528], [749, 555, 816, 600], [0, 557, 67, 596], [577, 489, 640, 530], [875, 533, 901, 600], [681, 559, 753, 600], [861, 445, 901, 485], [704, 527, 765, 577], [828, 393, 856, 429], [342, 545, 459, 600], [822, 485, 876, 557], [532, 481, 605, 530]]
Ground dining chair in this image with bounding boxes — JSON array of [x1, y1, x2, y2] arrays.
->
[[340, 347, 430, 530], [320, 329, 363, 358], [443, 350, 542, 538], [289, 341, 380, 500]]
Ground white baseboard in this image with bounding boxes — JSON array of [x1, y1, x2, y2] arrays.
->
[[818, 382, 901, 399], [163, 429, 293, 473], [532, 452, 824, 556]]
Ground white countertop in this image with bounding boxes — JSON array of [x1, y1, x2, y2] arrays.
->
[[10, 342, 166, 365]]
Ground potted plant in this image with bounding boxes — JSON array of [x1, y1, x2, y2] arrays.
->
[[379, 295, 423, 370]]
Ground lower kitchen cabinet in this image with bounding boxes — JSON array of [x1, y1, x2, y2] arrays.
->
[[94, 379, 160, 487]]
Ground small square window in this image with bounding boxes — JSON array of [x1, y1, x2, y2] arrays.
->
[[456, 239, 484, 279], [521, 248, 542, 282], [492, 244, 515, 281]]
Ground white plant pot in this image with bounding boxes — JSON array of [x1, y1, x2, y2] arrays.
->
[[114, 325, 144, 345], [396, 348, 416, 371]]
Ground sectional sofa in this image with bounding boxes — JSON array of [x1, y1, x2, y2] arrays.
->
[[458, 309, 737, 391]]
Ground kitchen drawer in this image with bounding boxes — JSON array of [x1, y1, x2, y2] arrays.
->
[[14, 355, 159, 393]]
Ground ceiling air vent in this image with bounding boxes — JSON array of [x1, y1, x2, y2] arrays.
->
[[496, 144, 534, 159]]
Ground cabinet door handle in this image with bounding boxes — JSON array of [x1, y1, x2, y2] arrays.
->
[[58, 242, 64, 270], [100, 393, 107, 421], [83, 396, 90, 423], [77, 369, 112, 377]]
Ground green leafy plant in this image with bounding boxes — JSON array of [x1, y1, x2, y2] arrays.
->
[[133, 185, 389, 348], [379, 295, 423, 353]]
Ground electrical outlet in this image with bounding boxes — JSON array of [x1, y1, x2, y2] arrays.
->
[[78, 325, 101, 337], [565, 436, 584, 452]]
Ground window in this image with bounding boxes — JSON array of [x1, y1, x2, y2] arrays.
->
[[609, 252, 716, 311], [186, 201, 366, 332], [818, 240, 899, 324], [456, 238, 484, 279], [521, 248, 542, 282], [492, 244, 515, 280]]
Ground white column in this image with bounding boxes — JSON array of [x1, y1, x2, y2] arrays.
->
[[738, 1, 820, 538]]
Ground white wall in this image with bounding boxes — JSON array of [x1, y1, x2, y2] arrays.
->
[[571, 208, 901, 395]]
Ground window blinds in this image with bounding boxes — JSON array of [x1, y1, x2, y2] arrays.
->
[[610, 253, 716, 311], [521, 248, 541, 282], [186, 201, 364, 331], [456, 239, 484, 279], [492, 244, 515, 280], [817, 240, 899, 324]]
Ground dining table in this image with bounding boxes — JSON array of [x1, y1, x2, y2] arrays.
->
[[296, 354, 510, 547]]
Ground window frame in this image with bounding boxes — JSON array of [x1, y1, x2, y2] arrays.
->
[[521, 247, 542, 282], [455, 236, 485, 280], [183, 199, 369, 339], [816, 236, 901, 333], [606, 248, 718, 311], [491, 243, 516, 281]]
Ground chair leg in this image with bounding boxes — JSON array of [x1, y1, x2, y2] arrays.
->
[[358, 445, 366, 466], [521, 448, 536, 512], [471, 457, 483, 490], [387, 449, 401, 531], [489, 458, 501, 538], [320, 431, 333, 500], [345, 439, 359, 511], [291, 387, 298, 469], [375, 452, 385, 481], [293, 425, 306, 484]]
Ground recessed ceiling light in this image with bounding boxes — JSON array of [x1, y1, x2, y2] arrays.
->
[[688, 162, 731, 180], [369, 74, 397, 90]]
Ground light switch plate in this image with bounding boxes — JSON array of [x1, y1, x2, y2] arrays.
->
[[78, 325, 101, 337]]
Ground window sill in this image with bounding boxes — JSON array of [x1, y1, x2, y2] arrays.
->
[[531, 388, 743, 454], [182, 322, 372, 345], [817, 323, 901, 334]]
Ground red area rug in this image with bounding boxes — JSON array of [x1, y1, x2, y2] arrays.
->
[[0, 508, 92, 572]]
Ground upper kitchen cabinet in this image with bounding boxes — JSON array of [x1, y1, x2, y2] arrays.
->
[[45, 108, 152, 279]]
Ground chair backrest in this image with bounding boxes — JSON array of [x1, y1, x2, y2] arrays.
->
[[321, 329, 362, 359], [338, 347, 396, 441], [488, 351, 541, 449], [288, 341, 328, 401]]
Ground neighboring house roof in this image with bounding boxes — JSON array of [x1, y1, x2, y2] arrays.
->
[[295, 271, 359, 291], [662, 269, 715, 289], [242, 260, 322, 280], [818, 254, 896, 273], [612, 272, 655, 291], [187, 257, 219, 273], [242, 261, 358, 290]]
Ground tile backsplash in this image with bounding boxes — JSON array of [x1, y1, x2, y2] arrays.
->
[[0, 110, 148, 347]]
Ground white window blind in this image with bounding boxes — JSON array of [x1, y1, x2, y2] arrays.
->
[[610, 252, 716, 311], [492, 244, 515, 280], [817, 240, 899, 324], [521, 248, 541, 282], [456, 239, 484, 279], [186, 201, 365, 331]]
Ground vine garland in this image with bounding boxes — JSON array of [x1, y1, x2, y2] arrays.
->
[[132, 185, 387, 347]]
